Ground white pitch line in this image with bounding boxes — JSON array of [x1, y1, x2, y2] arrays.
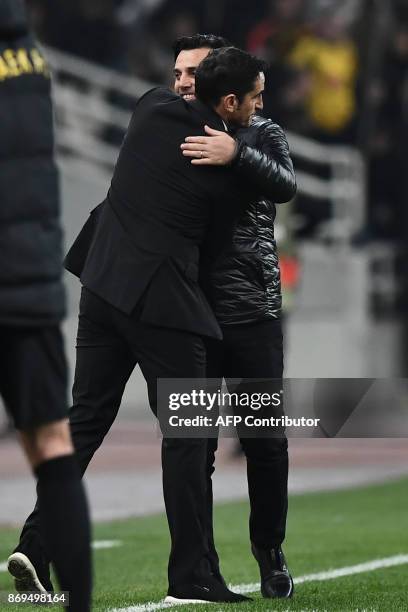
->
[[110, 553, 408, 612], [92, 540, 122, 550], [233, 553, 408, 594], [0, 540, 122, 572]]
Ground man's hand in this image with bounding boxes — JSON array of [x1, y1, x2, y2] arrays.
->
[[180, 125, 238, 165]]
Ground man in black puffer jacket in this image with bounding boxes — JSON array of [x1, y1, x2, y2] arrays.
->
[[175, 35, 296, 599], [1, 2, 92, 609]]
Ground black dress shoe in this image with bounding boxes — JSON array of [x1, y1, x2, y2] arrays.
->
[[251, 544, 294, 598], [165, 575, 251, 603]]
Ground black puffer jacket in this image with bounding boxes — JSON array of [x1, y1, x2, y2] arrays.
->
[[208, 116, 296, 325], [0, 1, 65, 326]]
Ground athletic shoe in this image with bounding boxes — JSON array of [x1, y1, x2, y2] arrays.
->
[[7, 550, 54, 593], [165, 575, 250, 603], [251, 544, 294, 598]]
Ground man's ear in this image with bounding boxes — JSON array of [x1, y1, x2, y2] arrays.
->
[[222, 93, 239, 114]]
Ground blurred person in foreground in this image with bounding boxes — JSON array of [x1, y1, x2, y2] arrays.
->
[[0, 1, 92, 610], [12, 47, 274, 604], [175, 34, 296, 598]]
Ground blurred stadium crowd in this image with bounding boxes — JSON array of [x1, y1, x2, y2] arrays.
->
[[26, 0, 408, 246]]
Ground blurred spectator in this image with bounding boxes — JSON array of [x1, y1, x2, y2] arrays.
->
[[288, 2, 359, 143], [247, 0, 304, 59], [209, 0, 266, 49], [366, 5, 408, 241], [246, 0, 309, 130], [127, 6, 199, 83], [26, 0, 123, 69], [286, 2, 360, 238]]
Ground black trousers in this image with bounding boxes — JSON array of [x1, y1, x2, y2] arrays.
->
[[205, 319, 288, 573], [19, 288, 212, 588]]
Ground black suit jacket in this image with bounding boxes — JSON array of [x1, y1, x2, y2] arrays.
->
[[65, 88, 250, 339]]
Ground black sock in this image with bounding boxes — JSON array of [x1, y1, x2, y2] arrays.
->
[[35, 455, 92, 612]]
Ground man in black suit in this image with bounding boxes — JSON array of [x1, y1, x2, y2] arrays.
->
[[12, 47, 266, 604]]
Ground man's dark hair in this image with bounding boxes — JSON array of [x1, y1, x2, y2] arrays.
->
[[172, 33, 230, 61], [195, 47, 266, 107]]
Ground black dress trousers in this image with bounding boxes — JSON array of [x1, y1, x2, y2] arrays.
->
[[205, 319, 288, 571], [19, 287, 212, 588]]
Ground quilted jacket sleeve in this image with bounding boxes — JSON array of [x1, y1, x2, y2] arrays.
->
[[233, 118, 297, 203]]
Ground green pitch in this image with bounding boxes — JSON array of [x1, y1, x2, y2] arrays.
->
[[0, 477, 407, 611]]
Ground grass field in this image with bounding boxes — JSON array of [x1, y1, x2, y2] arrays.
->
[[0, 477, 407, 611]]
